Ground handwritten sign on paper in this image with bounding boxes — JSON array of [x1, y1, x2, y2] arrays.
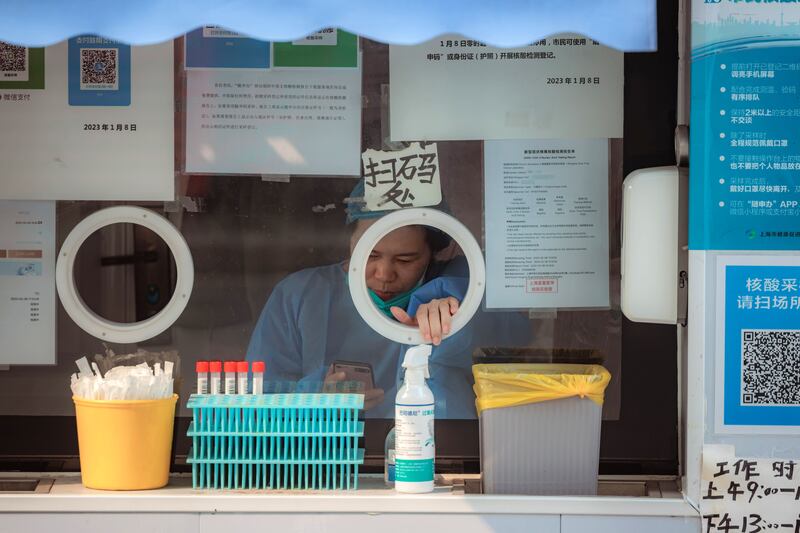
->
[[361, 143, 442, 212], [701, 445, 800, 533]]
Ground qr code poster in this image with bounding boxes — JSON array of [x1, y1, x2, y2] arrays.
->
[[717, 260, 800, 431], [79, 48, 119, 90], [0, 43, 28, 82], [0, 41, 44, 90], [67, 36, 130, 106], [361, 143, 442, 212]]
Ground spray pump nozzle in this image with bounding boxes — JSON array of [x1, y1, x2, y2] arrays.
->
[[402, 344, 431, 379]]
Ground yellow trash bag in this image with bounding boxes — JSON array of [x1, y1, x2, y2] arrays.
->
[[472, 363, 611, 415]]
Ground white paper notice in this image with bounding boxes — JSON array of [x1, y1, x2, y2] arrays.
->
[[701, 445, 800, 533], [390, 34, 623, 141], [362, 143, 442, 211], [185, 68, 362, 176], [0, 201, 55, 364], [484, 139, 609, 309], [0, 40, 174, 201]]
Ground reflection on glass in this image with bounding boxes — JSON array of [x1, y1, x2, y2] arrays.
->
[[74, 222, 175, 324]]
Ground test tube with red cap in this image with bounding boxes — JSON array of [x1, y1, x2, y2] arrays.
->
[[209, 361, 222, 394], [236, 361, 249, 394], [196, 361, 209, 394], [252, 361, 265, 394], [223, 361, 237, 394]]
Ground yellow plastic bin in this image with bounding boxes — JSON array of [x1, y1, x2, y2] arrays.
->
[[473, 364, 611, 495], [73, 394, 178, 490]]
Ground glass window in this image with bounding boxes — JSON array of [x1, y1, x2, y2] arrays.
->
[[0, 1, 678, 477]]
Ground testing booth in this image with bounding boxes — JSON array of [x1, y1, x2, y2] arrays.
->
[[1, 1, 799, 532]]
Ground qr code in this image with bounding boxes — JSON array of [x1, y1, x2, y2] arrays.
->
[[80, 48, 118, 90], [741, 329, 800, 406], [0, 43, 27, 77]]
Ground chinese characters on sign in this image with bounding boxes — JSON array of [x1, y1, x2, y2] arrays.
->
[[690, 1, 800, 249], [184, 30, 361, 176], [82, 123, 137, 133], [426, 37, 597, 64], [185, 70, 361, 175], [361, 143, 442, 211], [484, 139, 610, 310], [717, 260, 800, 430], [0, 93, 30, 101], [197, 81, 349, 131], [736, 275, 799, 311], [702, 446, 800, 533], [390, 33, 623, 141]]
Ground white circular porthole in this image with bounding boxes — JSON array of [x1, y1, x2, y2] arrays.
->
[[56, 206, 194, 344], [348, 208, 486, 345]]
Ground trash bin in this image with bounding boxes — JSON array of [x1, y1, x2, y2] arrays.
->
[[472, 364, 611, 496], [73, 394, 178, 490]]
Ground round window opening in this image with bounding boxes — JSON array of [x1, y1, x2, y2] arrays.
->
[[347, 208, 485, 346], [56, 206, 194, 344], [73, 222, 177, 324]]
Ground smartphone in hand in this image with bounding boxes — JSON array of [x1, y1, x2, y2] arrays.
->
[[332, 360, 375, 393]]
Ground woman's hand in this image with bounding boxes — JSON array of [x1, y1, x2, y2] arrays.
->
[[391, 296, 460, 346]]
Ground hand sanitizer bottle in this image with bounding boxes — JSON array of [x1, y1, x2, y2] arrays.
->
[[395, 344, 434, 493]]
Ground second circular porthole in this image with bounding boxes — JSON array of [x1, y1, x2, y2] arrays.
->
[[55, 206, 194, 344]]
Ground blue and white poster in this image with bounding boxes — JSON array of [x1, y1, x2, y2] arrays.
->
[[185, 26, 270, 69], [68, 36, 131, 106], [716, 257, 800, 432], [691, 1, 800, 250]]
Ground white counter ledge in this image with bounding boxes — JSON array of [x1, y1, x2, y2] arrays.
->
[[0, 474, 698, 516]]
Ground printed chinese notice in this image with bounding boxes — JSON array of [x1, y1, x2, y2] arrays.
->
[[185, 68, 362, 175], [484, 139, 610, 309], [390, 33, 623, 141], [0, 201, 55, 364], [702, 445, 800, 533], [691, 0, 800, 249]]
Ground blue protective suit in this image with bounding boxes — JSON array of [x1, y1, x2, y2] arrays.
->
[[246, 258, 530, 419]]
